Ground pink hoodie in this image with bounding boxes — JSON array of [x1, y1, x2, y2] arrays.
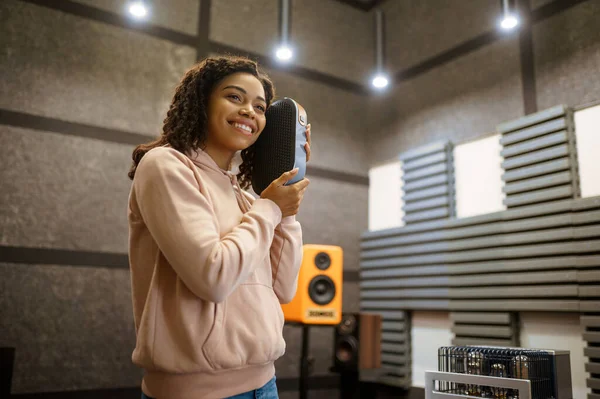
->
[[127, 146, 303, 399]]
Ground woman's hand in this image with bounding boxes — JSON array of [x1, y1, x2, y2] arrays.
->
[[304, 124, 311, 162], [260, 169, 310, 218]]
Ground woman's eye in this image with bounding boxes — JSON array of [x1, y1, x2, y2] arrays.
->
[[255, 105, 266, 112], [228, 94, 241, 101]]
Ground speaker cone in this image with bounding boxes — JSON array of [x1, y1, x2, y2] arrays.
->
[[308, 275, 335, 305], [336, 336, 358, 363], [314, 252, 331, 270]]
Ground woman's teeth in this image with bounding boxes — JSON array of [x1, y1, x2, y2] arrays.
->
[[233, 122, 252, 133]]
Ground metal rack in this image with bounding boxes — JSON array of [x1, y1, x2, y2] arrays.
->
[[425, 346, 572, 399], [425, 371, 532, 399]]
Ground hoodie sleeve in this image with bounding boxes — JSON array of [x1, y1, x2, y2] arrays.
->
[[133, 149, 282, 303], [270, 216, 303, 304], [241, 189, 303, 304]]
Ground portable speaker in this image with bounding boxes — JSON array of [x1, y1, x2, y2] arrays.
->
[[280, 244, 343, 325], [251, 97, 308, 195]]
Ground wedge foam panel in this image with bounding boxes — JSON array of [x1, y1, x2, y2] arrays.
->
[[251, 97, 308, 195]]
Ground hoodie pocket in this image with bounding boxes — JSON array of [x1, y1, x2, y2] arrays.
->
[[202, 283, 285, 370]]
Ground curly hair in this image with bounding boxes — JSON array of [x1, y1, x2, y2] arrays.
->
[[127, 55, 275, 189]]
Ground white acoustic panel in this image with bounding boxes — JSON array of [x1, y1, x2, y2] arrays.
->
[[454, 135, 505, 218], [575, 104, 600, 198], [368, 161, 404, 231], [411, 311, 452, 388]]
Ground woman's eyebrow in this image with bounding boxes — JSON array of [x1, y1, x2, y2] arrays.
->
[[222, 85, 266, 103]]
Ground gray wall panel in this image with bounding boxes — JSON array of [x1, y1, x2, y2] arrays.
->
[[573, 210, 600, 224], [72, 0, 199, 35], [362, 240, 600, 268], [403, 163, 448, 181], [449, 270, 577, 286], [403, 152, 448, 171], [360, 195, 600, 328], [449, 299, 580, 312], [450, 312, 511, 325], [361, 288, 449, 299], [452, 337, 516, 347], [499, 105, 579, 209], [298, 176, 368, 273], [503, 158, 571, 182], [381, 0, 498, 71], [581, 316, 600, 327], [501, 144, 569, 170], [534, 1, 600, 110], [497, 104, 566, 133], [578, 271, 600, 283], [448, 257, 579, 275], [0, 0, 195, 136], [211, 0, 373, 84], [449, 284, 578, 299], [361, 265, 448, 279], [361, 276, 449, 289], [402, 196, 449, 213], [501, 130, 568, 157], [264, 68, 371, 175], [403, 174, 449, 192], [404, 185, 449, 202], [381, 343, 409, 354], [503, 185, 573, 207], [362, 299, 450, 310], [581, 301, 600, 312], [0, 263, 140, 393], [398, 141, 448, 162], [500, 117, 567, 145], [403, 207, 450, 224], [399, 141, 455, 225], [578, 286, 600, 297], [450, 311, 519, 347], [0, 126, 132, 252], [451, 325, 513, 338], [503, 171, 572, 194]]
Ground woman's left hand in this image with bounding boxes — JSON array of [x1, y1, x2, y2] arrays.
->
[[304, 124, 311, 162]]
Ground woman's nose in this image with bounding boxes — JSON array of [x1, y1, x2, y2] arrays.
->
[[240, 107, 255, 118]]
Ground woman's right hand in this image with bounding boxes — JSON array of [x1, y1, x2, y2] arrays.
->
[[260, 169, 310, 217]]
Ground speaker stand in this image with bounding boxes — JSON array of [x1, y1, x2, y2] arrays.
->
[[339, 370, 360, 399], [299, 324, 310, 399]]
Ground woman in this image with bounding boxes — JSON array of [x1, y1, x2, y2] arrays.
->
[[127, 55, 311, 399]]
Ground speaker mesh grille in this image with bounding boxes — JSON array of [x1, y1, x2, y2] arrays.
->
[[251, 99, 296, 194]]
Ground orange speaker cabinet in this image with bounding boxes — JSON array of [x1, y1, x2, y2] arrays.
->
[[281, 244, 343, 325]]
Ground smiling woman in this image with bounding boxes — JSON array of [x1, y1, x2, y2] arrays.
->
[[126, 55, 311, 399], [204, 72, 268, 170]]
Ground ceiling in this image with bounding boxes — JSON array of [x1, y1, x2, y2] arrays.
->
[[331, 0, 389, 12]]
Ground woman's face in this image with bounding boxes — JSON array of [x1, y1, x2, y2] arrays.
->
[[205, 72, 267, 155]]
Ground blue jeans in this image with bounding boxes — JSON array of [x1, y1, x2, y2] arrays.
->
[[141, 376, 278, 399]]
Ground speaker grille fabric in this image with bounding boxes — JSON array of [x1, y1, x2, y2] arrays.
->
[[252, 99, 296, 194]]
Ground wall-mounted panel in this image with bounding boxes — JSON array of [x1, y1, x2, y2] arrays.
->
[[360, 196, 600, 313], [399, 141, 455, 224], [498, 105, 579, 208]]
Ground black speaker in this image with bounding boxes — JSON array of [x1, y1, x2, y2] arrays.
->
[[251, 97, 308, 195], [332, 313, 382, 373]]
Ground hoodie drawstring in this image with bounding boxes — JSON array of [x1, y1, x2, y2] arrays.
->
[[228, 172, 251, 213]]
